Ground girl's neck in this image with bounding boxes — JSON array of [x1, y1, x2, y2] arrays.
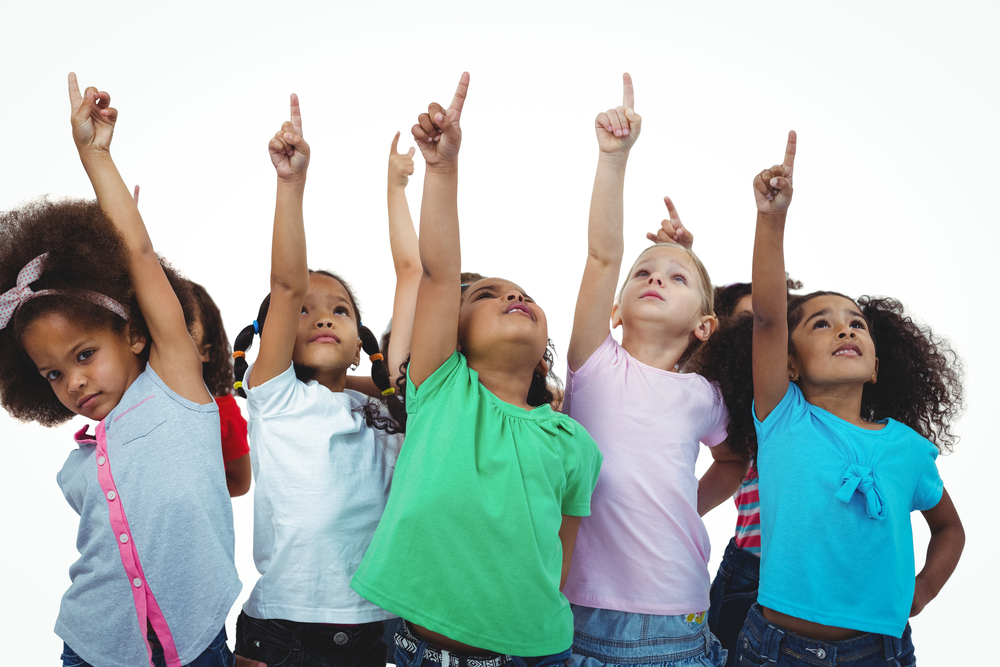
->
[[307, 365, 349, 393], [799, 381, 884, 430], [467, 356, 535, 410], [620, 327, 690, 371]]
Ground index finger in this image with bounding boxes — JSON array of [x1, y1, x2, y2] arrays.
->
[[390, 130, 400, 154], [290, 94, 303, 137], [447, 72, 470, 121], [622, 72, 634, 110], [68, 72, 82, 108], [782, 130, 796, 169], [663, 196, 679, 223]]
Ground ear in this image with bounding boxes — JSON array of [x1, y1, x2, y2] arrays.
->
[[787, 356, 799, 382], [692, 315, 717, 342], [534, 355, 550, 377], [868, 357, 879, 384], [610, 302, 623, 329], [354, 337, 363, 367], [127, 323, 148, 356]]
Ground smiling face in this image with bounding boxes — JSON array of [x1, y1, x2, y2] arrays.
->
[[458, 278, 549, 367], [788, 294, 878, 386], [22, 312, 146, 421], [614, 244, 712, 337], [292, 273, 362, 373]]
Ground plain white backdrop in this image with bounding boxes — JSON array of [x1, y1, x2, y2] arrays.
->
[[1, 1, 996, 663]]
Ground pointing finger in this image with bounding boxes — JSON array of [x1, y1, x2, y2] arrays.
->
[[390, 131, 400, 154], [782, 130, 796, 170], [622, 72, 634, 111], [663, 196, 680, 223], [290, 94, 303, 137], [68, 72, 82, 108], [447, 72, 470, 122]]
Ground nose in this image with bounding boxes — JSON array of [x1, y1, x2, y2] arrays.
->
[[647, 272, 664, 286], [316, 315, 333, 328], [836, 328, 856, 339], [66, 369, 87, 393], [504, 290, 524, 302]]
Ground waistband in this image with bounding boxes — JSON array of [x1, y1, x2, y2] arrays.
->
[[720, 537, 762, 577], [742, 604, 912, 665], [395, 621, 510, 667]]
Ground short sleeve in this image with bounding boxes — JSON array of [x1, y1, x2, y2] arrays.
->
[[244, 362, 303, 419], [912, 442, 944, 512], [701, 382, 729, 447], [405, 351, 467, 415], [560, 432, 603, 517], [753, 383, 806, 442], [566, 334, 618, 388], [217, 395, 250, 462]]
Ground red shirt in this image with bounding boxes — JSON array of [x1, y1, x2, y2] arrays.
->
[[216, 394, 249, 462]]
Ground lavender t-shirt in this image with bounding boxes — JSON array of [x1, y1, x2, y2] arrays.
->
[[562, 334, 728, 615]]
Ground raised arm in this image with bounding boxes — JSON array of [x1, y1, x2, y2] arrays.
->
[[567, 73, 642, 371], [68, 73, 209, 403], [245, 95, 311, 389], [386, 132, 422, 382], [407, 73, 469, 388], [751, 131, 796, 420]]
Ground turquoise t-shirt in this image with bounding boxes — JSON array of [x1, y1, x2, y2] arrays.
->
[[351, 351, 602, 656], [754, 383, 944, 637]]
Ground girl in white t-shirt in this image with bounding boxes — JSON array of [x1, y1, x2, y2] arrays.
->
[[562, 74, 748, 667], [228, 97, 418, 667]]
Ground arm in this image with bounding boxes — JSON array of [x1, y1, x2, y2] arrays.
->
[[224, 454, 252, 497], [407, 73, 470, 388], [751, 131, 797, 421], [245, 95, 311, 390], [911, 487, 964, 616], [68, 74, 209, 403], [567, 74, 642, 371], [558, 514, 582, 591], [696, 440, 750, 516], [386, 132, 422, 383]]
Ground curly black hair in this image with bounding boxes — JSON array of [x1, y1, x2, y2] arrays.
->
[[232, 270, 406, 434], [697, 291, 965, 460], [0, 197, 195, 426], [712, 276, 803, 320], [187, 280, 234, 397]]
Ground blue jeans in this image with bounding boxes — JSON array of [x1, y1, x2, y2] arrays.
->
[[738, 604, 915, 666], [234, 611, 386, 667], [62, 626, 234, 667], [393, 618, 572, 667], [571, 605, 726, 667], [708, 538, 760, 667]]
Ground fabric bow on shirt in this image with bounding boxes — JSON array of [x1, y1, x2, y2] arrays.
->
[[834, 463, 887, 521]]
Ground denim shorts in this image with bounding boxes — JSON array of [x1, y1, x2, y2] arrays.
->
[[234, 610, 386, 667], [393, 618, 572, 667], [571, 605, 726, 667], [61, 626, 233, 667], [708, 538, 761, 667], [737, 604, 914, 666]]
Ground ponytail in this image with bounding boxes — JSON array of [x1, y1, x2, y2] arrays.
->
[[359, 322, 407, 434], [232, 295, 271, 399]]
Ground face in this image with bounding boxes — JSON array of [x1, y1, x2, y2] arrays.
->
[[22, 312, 146, 421], [734, 293, 754, 315], [292, 274, 362, 372], [458, 278, 548, 366], [789, 295, 878, 386], [614, 245, 710, 337]]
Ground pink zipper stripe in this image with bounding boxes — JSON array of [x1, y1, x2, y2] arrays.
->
[[95, 420, 181, 667]]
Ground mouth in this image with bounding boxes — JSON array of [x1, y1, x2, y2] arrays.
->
[[78, 393, 100, 409], [833, 343, 862, 357], [504, 302, 535, 320], [310, 332, 341, 344], [639, 290, 664, 300]]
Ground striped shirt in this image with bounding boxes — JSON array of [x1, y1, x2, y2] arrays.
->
[[732, 465, 761, 556]]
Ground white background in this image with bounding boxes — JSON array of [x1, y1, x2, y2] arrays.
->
[[1, 1, 996, 663]]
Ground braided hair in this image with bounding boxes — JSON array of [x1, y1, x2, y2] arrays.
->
[[231, 270, 405, 433]]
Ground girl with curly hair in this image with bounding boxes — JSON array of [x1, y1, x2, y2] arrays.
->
[[229, 99, 417, 667], [0, 74, 242, 667], [560, 74, 743, 667], [739, 131, 965, 666]]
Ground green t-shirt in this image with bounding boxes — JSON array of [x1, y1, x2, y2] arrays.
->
[[351, 351, 602, 656]]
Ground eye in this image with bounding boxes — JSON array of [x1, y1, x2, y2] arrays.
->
[[671, 274, 687, 285], [850, 319, 867, 330], [633, 269, 650, 278], [335, 306, 350, 316], [45, 369, 61, 381], [475, 290, 495, 300], [812, 319, 830, 329], [301, 307, 308, 315], [77, 350, 94, 362]]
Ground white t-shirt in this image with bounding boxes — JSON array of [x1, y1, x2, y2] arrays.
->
[[243, 362, 401, 623], [562, 335, 729, 615]]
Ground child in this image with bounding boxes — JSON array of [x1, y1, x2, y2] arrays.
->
[[187, 279, 252, 497], [561, 74, 746, 667], [351, 72, 603, 664], [0, 74, 241, 667], [741, 132, 964, 665], [229, 96, 412, 667]]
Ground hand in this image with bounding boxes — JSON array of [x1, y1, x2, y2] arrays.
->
[[646, 196, 693, 248], [389, 131, 416, 188], [68, 72, 116, 153], [412, 72, 469, 170], [268, 94, 309, 181], [753, 131, 796, 215], [909, 576, 933, 617], [595, 73, 641, 155], [234, 654, 267, 667]]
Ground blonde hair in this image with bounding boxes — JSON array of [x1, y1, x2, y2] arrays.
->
[[615, 242, 716, 317]]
